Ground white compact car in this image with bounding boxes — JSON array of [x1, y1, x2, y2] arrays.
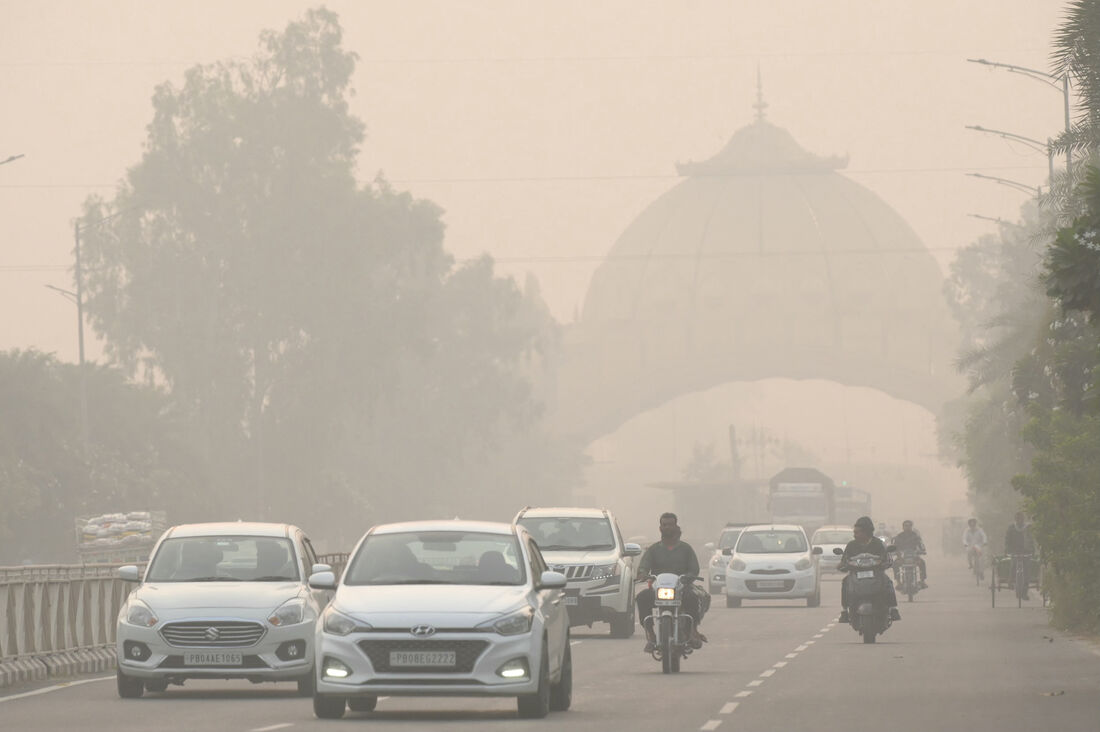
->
[[115, 522, 331, 698], [703, 523, 752, 594], [513, 507, 641, 637], [811, 525, 854, 575], [723, 524, 822, 607], [310, 520, 571, 720]]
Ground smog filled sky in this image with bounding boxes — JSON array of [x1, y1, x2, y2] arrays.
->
[[1, 0, 1064, 362]]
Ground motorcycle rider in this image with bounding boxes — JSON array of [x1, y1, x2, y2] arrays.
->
[[838, 515, 900, 624], [636, 512, 704, 652], [962, 518, 988, 570], [891, 520, 928, 589], [1004, 512, 1035, 599]]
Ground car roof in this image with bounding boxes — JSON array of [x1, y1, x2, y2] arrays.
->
[[166, 522, 295, 539], [369, 520, 516, 536], [739, 524, 806, 533], [514, 507, 608, 520], [813, 525, 854, 533]]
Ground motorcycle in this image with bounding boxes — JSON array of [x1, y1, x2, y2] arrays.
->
[[897, 549, 924, 602], [644, 573, 704, 673], [835, 547, 894, 644]]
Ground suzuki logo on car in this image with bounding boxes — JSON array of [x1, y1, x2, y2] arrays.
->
[[410, 624, 436, 638], [204, 627, 220, 641]]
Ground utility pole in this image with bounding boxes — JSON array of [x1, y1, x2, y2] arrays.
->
[[74, 222, 90, 460]]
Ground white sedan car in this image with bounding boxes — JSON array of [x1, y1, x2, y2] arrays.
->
[[723, 524, 822, 607], [310, 520, 571, 720], [115, 522, 331, 698], [811, 525, 854, 575]]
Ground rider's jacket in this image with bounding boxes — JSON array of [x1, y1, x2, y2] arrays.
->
[[840, 536, 891, 568], [963, 527, 987, 548], [1004, 524, 1034, 555], [892, 529, 925, 554], [638, 541, 700, 577]]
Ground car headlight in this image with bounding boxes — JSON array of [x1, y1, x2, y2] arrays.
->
[[478, 606, 534, 636], [656, 587, 676, 601], [123, 599, 158, 628], [794, 557, 812, 571], [728, 559, 747, 572], [590, 563, 618, 580], [268, 597, 308, 627], [710, 555, 726, 566], [322, 607, 370, 636]]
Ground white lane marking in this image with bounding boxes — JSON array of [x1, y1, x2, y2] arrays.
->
[[251, 725, 293, 732], [378, 696, 389, 701], [720, 702, 740, 714], [760, 669, 775, 677], [570, 640, 582, 646], [701, 721, 723, 731], [735, 690, 753, 698], [748, 679, 764, 687], [805, 640, 815, 645], [773, 661, 788, 668], [795, 644, 808, 651], [0, 675, 113, 703], [785, 652, 798, 658], [813, 634, 824, 638]]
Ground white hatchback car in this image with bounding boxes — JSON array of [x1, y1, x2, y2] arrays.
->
[[723, 524, 822, 607], [310, 520, 571, 720], [811, 525, 854, 575], [115, 522, 331, 698]]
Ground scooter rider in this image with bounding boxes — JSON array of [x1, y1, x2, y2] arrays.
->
[[636, 512, 705, 652], [838, 516, 900, 623], [892, 520, 928, 589]]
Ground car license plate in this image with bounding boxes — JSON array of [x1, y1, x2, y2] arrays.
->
[[856, 571, 875, 579], [755, 580, 785, 589], [564, 596, 579, 606], [389, 651, 456, 668], [184, 652, 242, 666]]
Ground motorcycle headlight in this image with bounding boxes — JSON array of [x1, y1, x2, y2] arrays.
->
[[268, 597, 308, 627], [794, 557, 812, 571], [728, 559, 747, 572], [590, 563, 618, 580], [124, 599, 158, 628], [322, 607, 370, 636], [478, 606, 534, 636], [656, 587, 676, 601]]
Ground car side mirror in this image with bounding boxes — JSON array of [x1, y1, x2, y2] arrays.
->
[[311, 563, 332, 575], [539, 570, 567, 590], [623, 543, 642, 557], [118, 565, 141, 583], [812, 546, 823, 555], [309, 571, 337, 590], [832, 547, 843, 555], [721, 548, 733, 556]]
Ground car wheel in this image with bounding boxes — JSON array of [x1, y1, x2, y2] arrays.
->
[[549, 642, 572, 711], [117, 670, 144, 699], [144, 679, 168, 693], [313, 694, 347, 719], [347, 696, 378, 712], [726, 595, 741, 608], [806, 588, 821, 607], [609, 609, 634, 638], [296, 671, 315, 697], [517, 641, 551, 719]]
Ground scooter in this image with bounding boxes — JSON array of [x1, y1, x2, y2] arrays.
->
[[835, 547, 894, 644], [644, 573, 703, 673]]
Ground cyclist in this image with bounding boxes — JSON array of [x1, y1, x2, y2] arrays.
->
[[1004, 512, 1035, 600], [962, 518, 987, 572]]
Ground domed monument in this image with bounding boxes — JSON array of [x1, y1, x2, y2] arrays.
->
[[553, 93, 961, 443]]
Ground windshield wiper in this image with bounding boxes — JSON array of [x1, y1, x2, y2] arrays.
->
[[251, 575, 297, 581], [575, 544, 614, 551], [537, 545, 575, 551], [178, 576, 243, 582], [377, 579, 451, 585]]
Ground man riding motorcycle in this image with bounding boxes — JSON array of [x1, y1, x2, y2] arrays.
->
[[838, 516, 900, 623], [636, 512, 705, 652], [891, 520, 928, 589]]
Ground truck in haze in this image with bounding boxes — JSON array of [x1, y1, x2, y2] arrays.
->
[[767, 468, 836, 536], [834, 483, 872, 525]]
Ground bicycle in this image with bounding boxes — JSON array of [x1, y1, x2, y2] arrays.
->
[[966, 545, 985, 585], [1010, 553, 1033, 608]]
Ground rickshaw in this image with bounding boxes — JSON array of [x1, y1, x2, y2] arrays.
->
[[990, 553, 1041, 608]]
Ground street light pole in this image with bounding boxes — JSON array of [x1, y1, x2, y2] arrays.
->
[[965, 125, 1054, 185], [968, 58, 1072, 172], [74, 222, 90, 460], [966, 172, 1041, 198]]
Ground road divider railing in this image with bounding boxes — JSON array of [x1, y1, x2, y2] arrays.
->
[[1, 564, 132, 688]]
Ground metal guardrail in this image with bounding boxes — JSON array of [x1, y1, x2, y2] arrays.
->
[[1, 564, 132, 660]]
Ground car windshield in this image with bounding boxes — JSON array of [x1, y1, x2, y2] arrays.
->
[[737, 530, 808, 554], [345, 531, 527, 586], [517, 517, 616, 551], [718, 529, 743, 549], [813, 530, 853, 545], [146, 536, 299, 582]]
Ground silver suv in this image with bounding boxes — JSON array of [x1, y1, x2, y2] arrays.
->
[[514, 507, 641, 638]]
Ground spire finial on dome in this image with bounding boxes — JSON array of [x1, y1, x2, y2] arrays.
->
[[753, 66, 768, 122]]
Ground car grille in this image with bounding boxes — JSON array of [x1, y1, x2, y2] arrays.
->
[[160, 621, 267, 648], [358, 640, 488, 673], [746, 580, 796, 592], [550, 565, 594, 581], [749, 569, 791, 575]]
